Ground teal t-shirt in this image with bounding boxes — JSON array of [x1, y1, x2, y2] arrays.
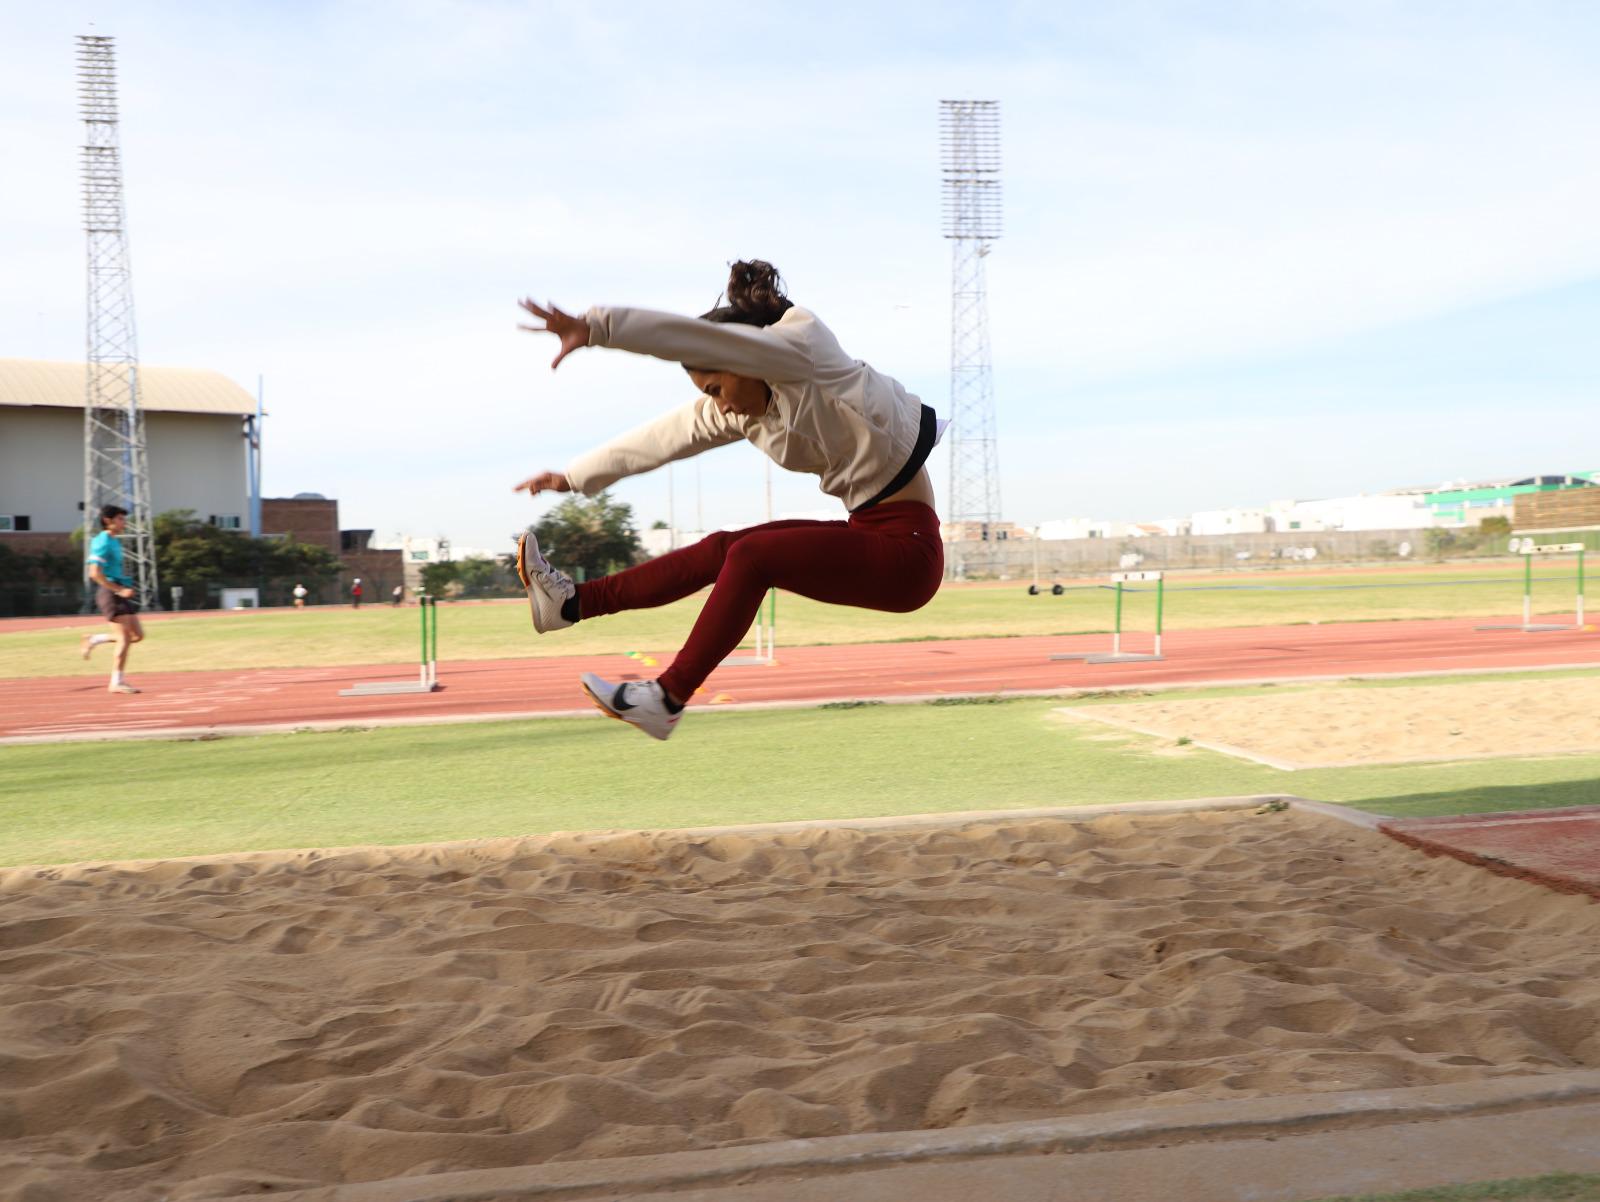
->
[[88, 530, 130, 587]]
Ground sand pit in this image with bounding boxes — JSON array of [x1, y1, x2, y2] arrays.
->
[[3, 808, 1599, 1199], [1064, 674, 1600, 767]]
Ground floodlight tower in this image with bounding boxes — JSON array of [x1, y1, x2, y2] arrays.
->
[[940, 99, 1002, 576], [78, 34, 160, 610]]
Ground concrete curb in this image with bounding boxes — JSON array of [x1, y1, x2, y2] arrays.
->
[[0, 794, 1323, 878], [218, 1070, 1600, 1202], [1053, 705, 1307, 770]]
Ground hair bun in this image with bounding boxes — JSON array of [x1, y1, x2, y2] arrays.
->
[[725, 259, 792, 324]]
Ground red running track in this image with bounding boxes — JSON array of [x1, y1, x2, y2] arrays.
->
[[1382, 807, 1600, 900], [2, 616, 1598, 745]]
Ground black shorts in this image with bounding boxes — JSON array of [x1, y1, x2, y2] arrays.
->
[[96, 586, 141, 621]]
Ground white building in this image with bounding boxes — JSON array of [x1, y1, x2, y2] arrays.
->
[[1266, 494, 1434, 532], [640, 528, 711, 558], [365, 533, 509, 590], [0, 358, 256, 540], [1190, 507, 1271, 536], [1034, 518, 1155, 540]]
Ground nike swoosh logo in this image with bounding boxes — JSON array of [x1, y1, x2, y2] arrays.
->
[[611, 685, 635, 712]]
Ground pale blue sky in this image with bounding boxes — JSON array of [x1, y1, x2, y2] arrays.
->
[[3, 1, 1597, 547]]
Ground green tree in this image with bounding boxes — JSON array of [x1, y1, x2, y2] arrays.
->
[[153, 510, 339, 607], [419, 560, 460, 596], [1423, 527, 1459, 559], [525, 492, 643, 580], [454, 556, 514, 597]]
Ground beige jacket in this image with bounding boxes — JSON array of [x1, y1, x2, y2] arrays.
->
[[566, 305, 937, 512]]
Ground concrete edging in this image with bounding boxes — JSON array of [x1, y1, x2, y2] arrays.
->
[[221, 1070, 1600, 1202]]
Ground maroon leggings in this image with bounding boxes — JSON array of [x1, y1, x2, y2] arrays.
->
[[576, 501, 943, 703]]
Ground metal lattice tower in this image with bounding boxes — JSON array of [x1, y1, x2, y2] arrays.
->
[[940, 100, 1002, 565], [79, 34, 160, 610]]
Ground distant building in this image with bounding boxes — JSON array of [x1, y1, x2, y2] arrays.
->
[[1190, 508, 1270, 536], [1266, 494, 1433, 533], [1511, 477, 1600, 533], [942, 520, 1023, 542], [0, 358, 256, 556], [261, 494, 403, 602], [1033, 518, 1176, 540], [640, 528, 710, 558], [1388, 473, 1598, 526], [364, 533, 510, 590]]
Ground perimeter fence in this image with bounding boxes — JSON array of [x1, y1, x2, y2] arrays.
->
[[944, 526, 1600, 580]]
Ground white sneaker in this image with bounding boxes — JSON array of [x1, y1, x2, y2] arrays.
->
[[108, 681, 140, 694], [580, 672, 682, 741], [81, 633, 97, 660], [516, 532, 576, 633]]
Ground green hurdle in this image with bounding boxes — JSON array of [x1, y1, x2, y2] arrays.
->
[[1052, 570, 1165, 664], [722, 588, 778, 666], [1476, 542, 1587, 633], [340, 593, 441, 695]]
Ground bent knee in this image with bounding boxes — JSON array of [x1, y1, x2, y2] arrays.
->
[[722, 535, 774, 574]]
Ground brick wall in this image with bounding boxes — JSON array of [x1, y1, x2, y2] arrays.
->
[[0, 531, 75, 557], [261, 497, 340, 553], [1515, 488, 1600, 532]]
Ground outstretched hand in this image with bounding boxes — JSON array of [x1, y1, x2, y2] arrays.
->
[[513, 471, 573, 497], [518, 297, 590, 369]]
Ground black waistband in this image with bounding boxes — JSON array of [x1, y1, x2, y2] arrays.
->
[[851, 405, 937, 513]]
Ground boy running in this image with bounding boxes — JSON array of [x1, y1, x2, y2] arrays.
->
[[81, 504, 145, 694]]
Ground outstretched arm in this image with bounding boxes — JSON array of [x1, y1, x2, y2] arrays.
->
[[518, 298, 591, 369], [562, 395, 745, 496], [511, 470, 572, 497], [586, 306, 812, 382]]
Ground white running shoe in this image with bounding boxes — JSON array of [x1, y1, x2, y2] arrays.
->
[[81, 632, 97, 660], [516, 532, 576, 633], [580, 672, 682, 741], [108, 681, 140, 694]]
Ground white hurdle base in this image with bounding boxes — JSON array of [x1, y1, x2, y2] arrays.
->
[[341, 663, 439, 696], [1050, 650, 1165, 663], [721, 619, 776, 667], [339, 680, 440, 696], [1474, 623, 1575, 633]]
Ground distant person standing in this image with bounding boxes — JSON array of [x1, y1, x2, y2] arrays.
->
[[391, 584, 404, 606], [79, 504, 145, 694], [351, 578, 363, 609], [293, 582, 308, 609]]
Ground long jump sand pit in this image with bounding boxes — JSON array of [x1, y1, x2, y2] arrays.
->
[[1063, 673, 1600, 768], [3, 806, 1599, 1199]]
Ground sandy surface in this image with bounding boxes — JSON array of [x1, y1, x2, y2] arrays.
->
[[1071, 674, 1600, 767], [3, 809, 1599, 1200]]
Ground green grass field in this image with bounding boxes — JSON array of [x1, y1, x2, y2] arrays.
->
[[0, 563, 1586, 680], [5, 674, 1596, 867]]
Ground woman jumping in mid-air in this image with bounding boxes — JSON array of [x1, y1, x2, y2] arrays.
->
[[514, 259, 943, 740]]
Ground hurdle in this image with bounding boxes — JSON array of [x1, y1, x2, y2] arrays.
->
[[340, 593, 440, 695], [1476, 542, 1586, 633], [722, 588, 778, 666], [1051, 570, 1165, 664]]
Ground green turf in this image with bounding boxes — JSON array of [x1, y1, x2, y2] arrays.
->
[[1, 564, 1586, 680], [1304, 1171, 1600, 1202], [4, 680, 1597, 867]]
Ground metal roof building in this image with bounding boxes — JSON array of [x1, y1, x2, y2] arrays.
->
[[0, 359, 257, 541]]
